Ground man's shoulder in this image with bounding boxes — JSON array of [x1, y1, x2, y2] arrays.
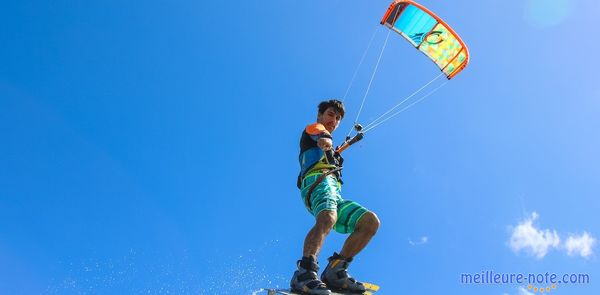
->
[[304, 123, 328, 136]]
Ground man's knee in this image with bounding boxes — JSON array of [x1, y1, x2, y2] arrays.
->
[[316, 210, 337, 231], [358, 212, 380, 235]]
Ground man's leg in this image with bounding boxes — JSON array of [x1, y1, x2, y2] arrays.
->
[[292, 174, 340, 294], [291, 210, 337, 295], [339, 212, 380, 258], [320, 212, 380, 292], [303, 210, 337, 258]]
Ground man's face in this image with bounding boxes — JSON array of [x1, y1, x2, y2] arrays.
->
[[317, 107, 342, 133]]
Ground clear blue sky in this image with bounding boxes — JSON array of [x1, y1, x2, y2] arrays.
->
[[1, 1, 598, 294]]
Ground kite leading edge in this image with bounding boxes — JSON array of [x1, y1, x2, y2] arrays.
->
[[380, 0, 469, 79]]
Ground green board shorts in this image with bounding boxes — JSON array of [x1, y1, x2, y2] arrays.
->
[[300, 172, 369, 234]]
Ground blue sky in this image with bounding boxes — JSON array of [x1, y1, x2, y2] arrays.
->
[[1, 0, 599, 294]]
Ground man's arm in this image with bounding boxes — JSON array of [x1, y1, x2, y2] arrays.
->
[[305, 123, 333, 151]]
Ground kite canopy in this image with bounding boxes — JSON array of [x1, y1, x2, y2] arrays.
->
[[381, 0, 469, 79]]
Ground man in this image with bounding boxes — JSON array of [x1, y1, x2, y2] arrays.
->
[[291, 99, 380, 295]]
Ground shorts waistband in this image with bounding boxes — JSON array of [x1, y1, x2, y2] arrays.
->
[[302, 169, 336, 187]]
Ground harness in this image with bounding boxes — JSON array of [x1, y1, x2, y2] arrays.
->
[[303, 167, 343, 211], [298, 128, 364, 211]]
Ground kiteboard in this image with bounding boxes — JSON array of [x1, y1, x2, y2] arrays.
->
[[263, 282, 379, 295]]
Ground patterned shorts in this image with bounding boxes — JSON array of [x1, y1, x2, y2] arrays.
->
[[300, 173, 369, 234]]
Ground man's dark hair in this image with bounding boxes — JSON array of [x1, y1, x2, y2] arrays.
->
[[318, 99, 345, 119]]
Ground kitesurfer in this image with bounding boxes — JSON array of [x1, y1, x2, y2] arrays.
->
[[290, 99, 380, 294]]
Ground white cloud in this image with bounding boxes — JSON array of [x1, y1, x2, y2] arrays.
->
[[501, 286, 534, 295], [508, 212, 596, 259], [518, 286, 534, 295], [565, 232, 596, 258], [509, 212, 560, 259], [408, 236, 428, 246]]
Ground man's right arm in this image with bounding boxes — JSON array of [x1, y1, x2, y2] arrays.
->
[[305, 123, 333, 151]]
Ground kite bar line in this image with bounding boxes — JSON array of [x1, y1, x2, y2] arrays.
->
[[336, 132, 364, 154], [362, 72, 444, 131], [342, 26, 381, 102], [363, 79, 449, 133], [346, 28, 392, 139], [344, 4, 405, 139]]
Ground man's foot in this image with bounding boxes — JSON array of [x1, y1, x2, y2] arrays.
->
[[321, 252, 366, 293], [290, 256, 331, 295]]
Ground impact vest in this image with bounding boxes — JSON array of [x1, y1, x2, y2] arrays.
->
[[297, 123, 343, 188]]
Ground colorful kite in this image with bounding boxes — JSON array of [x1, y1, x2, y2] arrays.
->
[[381, 0, 469, 79]]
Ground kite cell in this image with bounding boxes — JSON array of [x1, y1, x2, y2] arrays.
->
[[381, 0, 469, 79]]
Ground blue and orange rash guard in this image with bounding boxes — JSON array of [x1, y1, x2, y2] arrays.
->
[[298, 123, 339, 181]]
